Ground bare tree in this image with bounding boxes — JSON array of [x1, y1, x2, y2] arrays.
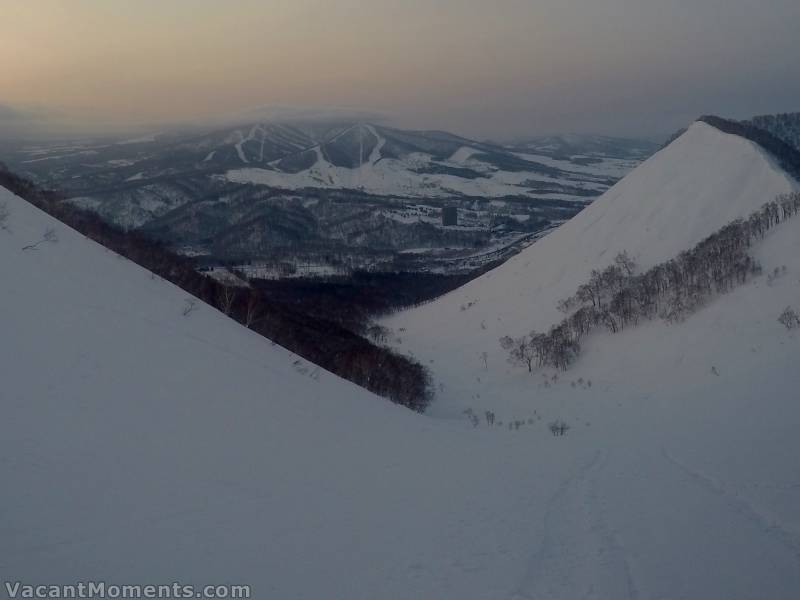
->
[[367, 324, 390, 344], [480, 351, 489, 370], [500, 335, 536, 373], [182, 298, 198, 317], [217, 286, 237, 316], [244, 292, 261, 328], [22, 227, 58, 251], [614, 250, 637, 277], [778, 306, 800, 330], [0, 201, 9, 231]]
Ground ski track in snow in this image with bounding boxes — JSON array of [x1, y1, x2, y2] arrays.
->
[[662, 448, 800, 563], [512, 449, 641, 600]]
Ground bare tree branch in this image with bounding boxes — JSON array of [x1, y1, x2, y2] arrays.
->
[[22, 227, 58, 251]]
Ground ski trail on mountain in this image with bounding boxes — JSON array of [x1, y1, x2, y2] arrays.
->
[[364, 124, 385, 164]]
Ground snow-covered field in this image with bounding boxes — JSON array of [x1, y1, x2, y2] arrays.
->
[[3, 121, 800, 599]]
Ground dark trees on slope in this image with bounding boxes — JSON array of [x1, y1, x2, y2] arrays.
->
[[0, 163, 433, 412], [502, 193, 800, 374]]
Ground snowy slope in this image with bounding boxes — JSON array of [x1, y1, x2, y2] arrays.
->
[[0, 187, 587, 599], [4, 118, 800, 600], [375, 121, 800, 597], [226, 150, 562, 199], [383, 122, 798, 412]]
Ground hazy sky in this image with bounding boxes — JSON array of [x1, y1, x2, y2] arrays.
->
[[1, 0, 799, 140]]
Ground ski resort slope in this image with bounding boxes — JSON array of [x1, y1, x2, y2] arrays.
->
[[224, 125, 610, 200]]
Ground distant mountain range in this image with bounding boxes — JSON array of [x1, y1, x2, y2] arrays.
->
[[218, 123, 653, 199], [2, 120, 655, 273]]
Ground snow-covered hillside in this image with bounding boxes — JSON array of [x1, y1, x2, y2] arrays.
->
[[377, 121, 800, 597], [384, 122, 798, 412], [0, 186, 581, 599], [4, 118, 800, 600]]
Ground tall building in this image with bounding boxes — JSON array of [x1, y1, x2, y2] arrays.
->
[[442, 206, 458, 226]]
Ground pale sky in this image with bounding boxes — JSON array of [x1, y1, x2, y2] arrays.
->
[[1, 0, 799, 140]]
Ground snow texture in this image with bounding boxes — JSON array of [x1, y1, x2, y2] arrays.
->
[[3, 121, 800, 599]]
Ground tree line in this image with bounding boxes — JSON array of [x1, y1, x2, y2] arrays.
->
[[699, 115, 800, 181], [502, 192, 800, 373], [0, 163, 433, 411]]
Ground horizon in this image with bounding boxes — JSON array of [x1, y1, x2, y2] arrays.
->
[[2, 0, 799, 141]]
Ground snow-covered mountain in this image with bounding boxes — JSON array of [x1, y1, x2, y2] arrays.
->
[[222, 122, 630, 199], [3, 120, 654, 273], [379, 119, 800, 597], [4, 117, 800, 599], [383, 121, 798, 391], [9, 121, 636, 203]]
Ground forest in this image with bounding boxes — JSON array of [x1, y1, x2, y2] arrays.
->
[[0, 163, 433, 411], [699, 115, 800, 180]]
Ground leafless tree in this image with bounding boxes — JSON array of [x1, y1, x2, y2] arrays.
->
[[506, 195, 800, 373], [217, 286, 237, 316], [22, 227, 58, 251], [614, 250, 637, 277], [244, 292, 261, 328], [549, 420, 571, 437], [182, 298, 198, 317], [0, 201, 9, 231], [500, 334, 537, 373], [778, 306, 800, 330], [367, 324, 390, 344]]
